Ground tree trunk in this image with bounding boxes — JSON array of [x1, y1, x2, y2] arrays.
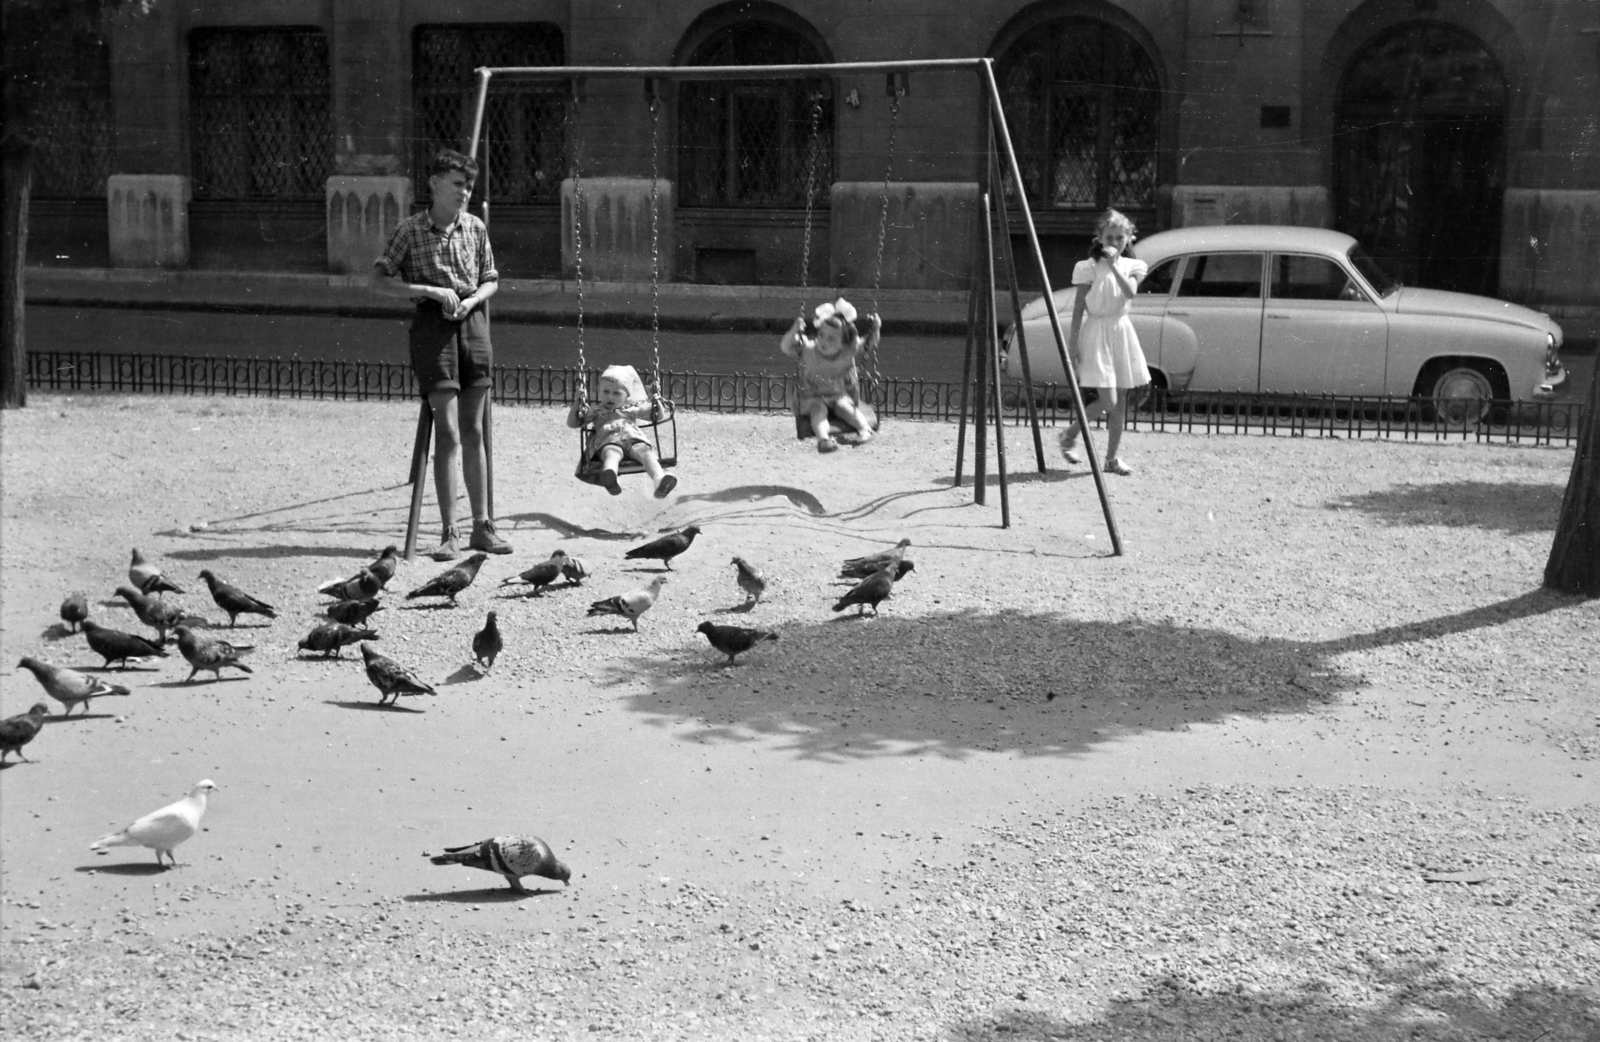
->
[[1544, 364, 1600, 595], [1, 134, 29, 410]]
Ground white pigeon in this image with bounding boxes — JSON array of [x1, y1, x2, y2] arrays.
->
[[585, 576, 666, 632], [90, 779, 217, 867]]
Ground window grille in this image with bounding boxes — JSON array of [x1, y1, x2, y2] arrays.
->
[[189, 27, 333, 201], [678, 24, 832, 208], [29, 28, 113, 199], [413, 24, 565, 204], [997, 19, 1160, 211]]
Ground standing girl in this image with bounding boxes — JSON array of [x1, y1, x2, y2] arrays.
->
[[1059, 208, 1149, 476]]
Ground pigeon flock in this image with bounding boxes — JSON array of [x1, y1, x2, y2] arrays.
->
[[8, 530, 917, 890]]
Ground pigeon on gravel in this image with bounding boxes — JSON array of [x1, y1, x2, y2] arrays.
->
[[318, 569, 384, 602], [838, 559, 914, 584], [115, 585, 187, 644], [473, 611, 503, 670], [840, 538, 911, 579], [831, 561, 912, 617], [297, 622, 378, 658], [324, 598, 384, 627], [198, 570, 278, 627], [0, 703, 50, 764], [174, 626, 254, 683], [624, 525, 701, 570], [16, 657, 131, 715], [427, 835, 571, 892], [365, 545, 401, 586], [731, 556, 767, 607], [82, 619, 169, 669], [90, 779, 217, 867], [406, 552, 489, 606], [561, 555, 591, 585], [360, 643, 437, 705], [500, 551, 568, 597], [130, 548, 184, 597], [696, 621, 779, 665], [586, 576, 667, 632], [59, 592, 89, 631]]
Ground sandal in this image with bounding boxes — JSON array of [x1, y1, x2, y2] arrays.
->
[[817, 438, 839, 454], [1105, 457, 1133, 476], [653, 474, 678, 500]]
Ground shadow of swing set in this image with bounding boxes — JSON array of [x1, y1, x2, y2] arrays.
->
[[403, 57, 1125, 558]]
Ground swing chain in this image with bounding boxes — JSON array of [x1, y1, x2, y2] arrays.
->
[[568, 81, 589, 388], [647, 81, 665, 409], [797, 90, 824, 323], [864, 83, 904, 405]]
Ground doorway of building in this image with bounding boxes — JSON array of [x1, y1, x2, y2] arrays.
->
[[1334, 22, 1508, 296]]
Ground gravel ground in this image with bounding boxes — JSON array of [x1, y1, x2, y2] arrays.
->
[[2, 393, 1597, 1041]]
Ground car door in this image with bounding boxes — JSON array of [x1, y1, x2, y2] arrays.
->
[[1166, 252, 1265, 393], [1258, 252, 1389, 395]]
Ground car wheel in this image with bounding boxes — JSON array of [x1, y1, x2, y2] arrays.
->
[[1419, 363, 1500, 425]]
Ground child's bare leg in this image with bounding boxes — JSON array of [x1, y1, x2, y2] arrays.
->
[[1105, 399, 1131, 473], [808, 402, 836, 449], [836, 398, 873, 442], [598, 445, 625, 495], [1059, 391, 1109, 463], [630, 443, 676, 498]]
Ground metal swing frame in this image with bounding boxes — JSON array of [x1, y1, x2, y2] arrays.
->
[[567, 78, 678, 487], [435, 57, 1122, 548]]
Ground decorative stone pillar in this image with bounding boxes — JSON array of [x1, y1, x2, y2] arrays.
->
[[560, 177, 675, 282], [1170, 185, 1329, 228], [327, 176, 410, 274], [830, 182, 979, 292], [107, 174, 189, 268]]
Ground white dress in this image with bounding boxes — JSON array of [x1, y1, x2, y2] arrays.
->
[[1072, 256, 1150, 403]]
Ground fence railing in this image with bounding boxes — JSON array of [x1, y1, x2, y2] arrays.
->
[[25, 350, 1585, 446]]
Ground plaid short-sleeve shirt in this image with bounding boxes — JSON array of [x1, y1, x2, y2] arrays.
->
[[376, 210, 498, 300]]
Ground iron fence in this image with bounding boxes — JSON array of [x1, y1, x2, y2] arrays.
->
[[24, 350, 1584, 447]]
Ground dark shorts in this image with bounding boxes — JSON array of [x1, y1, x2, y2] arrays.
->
[[409, 302, 492, 396]]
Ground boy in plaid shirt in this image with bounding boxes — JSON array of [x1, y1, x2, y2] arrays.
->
[[373, 150, 511, 560]]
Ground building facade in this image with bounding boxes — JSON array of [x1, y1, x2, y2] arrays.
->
[[25, 0, 1600, 333]]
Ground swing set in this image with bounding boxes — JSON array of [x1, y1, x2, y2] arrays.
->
[[402, 57, 1124, 557]]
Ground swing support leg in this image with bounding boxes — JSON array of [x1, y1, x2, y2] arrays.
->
[[404, 400, 433, 562], [981, 190, 1010, 528]]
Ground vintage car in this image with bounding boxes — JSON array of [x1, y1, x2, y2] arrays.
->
[[1000, 225, 1565, 421]]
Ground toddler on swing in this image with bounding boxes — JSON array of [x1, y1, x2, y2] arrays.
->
[[781, 297, 878, 453], [568, 364, 678, 499]]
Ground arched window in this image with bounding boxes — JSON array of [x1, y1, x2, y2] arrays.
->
[[189, 27, 333, 200], [413, 24, 566, 204], [678, 21, 832, 208], [995, 18, 1160, 211]]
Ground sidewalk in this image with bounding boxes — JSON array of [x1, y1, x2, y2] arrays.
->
[[24, 266, 1004, 336]]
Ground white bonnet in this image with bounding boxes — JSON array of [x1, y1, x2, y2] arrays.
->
[[599, 364, 646, 401]]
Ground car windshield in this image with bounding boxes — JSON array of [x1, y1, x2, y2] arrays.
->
[[1347, 245, 1400, 298]]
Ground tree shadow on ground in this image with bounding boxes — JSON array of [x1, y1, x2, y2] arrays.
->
[[609, 588, 1578, 762], [1335, 480, 1565, 535], [945, 973, 1597, 1042]]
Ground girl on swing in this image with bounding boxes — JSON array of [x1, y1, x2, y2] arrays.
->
[[568, 364, 677, 499], [781, 297, 877, 453]]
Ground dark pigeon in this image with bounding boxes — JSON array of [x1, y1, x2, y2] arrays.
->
[[406, 553, 489, 606], [297, 622, 378, 658], [696, 621, 779, 665], [174, 626, 254, 683], [428, 835, 570, 892], [198, 570, 278, 627], [60, 592, 89, 632], [500, 551, 568, 597], [115, 585, 186, 644], [360, 643, 436, 705], [473, 611, 502, 670], [325, 598, 384, 627], [82, 619, 169, 669], [840, 538, 911, 579], [0, 703, 50, 764], [624, 525, 702, 571], [831, 561, 912, 617]]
